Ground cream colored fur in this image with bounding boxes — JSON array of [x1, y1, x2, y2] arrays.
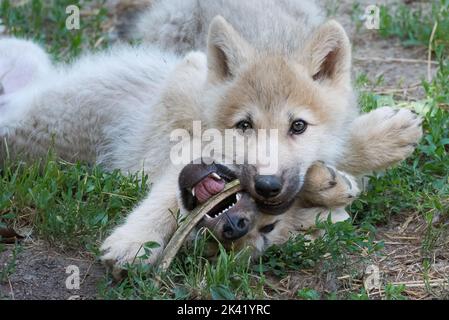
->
[[133, 0, 325, 55], [0, 9, 422, 268]]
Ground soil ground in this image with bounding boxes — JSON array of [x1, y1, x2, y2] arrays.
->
[[0, 242, 104, 299]]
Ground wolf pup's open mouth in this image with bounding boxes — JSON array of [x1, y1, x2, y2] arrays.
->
[[191, 172, 225, 204], [202, 190, 243, 219], [178, 161, 256, 241], [181, 164, 244, 220]]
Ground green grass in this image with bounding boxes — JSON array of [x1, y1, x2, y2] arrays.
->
[[0, 245, 21, 284], [384, 284, 407, 300], [1, 0, 448, 300], [379, 0, 449, 53], [0, 153, 149, 251], [261, 218, 382, 277], [100, 234, 266, 300], [98, 217, 382, 300], [0, 0, 111, 61]]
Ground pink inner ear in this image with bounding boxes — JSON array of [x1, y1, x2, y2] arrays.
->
[[0, 59, 38, 95]]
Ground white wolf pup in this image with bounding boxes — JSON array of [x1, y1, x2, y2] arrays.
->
[[0, 8, 422, 268], [134, 0, 421, 175], [133, 0, 325, 55]]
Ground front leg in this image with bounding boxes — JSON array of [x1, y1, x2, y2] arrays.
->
[[101, 168, 180, 275], [338, 107, 423, 175]]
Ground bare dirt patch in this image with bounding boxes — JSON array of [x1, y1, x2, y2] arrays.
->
[[0, 241, 103, 300], [372, 214, 449, 299], [332, 0, 437, 100]]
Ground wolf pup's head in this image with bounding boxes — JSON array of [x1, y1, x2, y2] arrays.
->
[[201, 16, 357, 215], [178, 161, 296, 257]]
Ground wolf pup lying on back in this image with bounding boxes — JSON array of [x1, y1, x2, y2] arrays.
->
[[177, 159, 360, 260], [0, 8, 421, 268]]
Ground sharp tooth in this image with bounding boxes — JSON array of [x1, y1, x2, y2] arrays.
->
[[210, 173, 222, 180], [236, 193, 241, 201], [191, 188, 195, 197]]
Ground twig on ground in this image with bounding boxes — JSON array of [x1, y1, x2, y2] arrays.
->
[[392, 279, 448, 288], [8, 278, 15, 300], [428, 21, 439, 81], [399, 214, 418, 234], [368, 83, 421, 95], [384, 234, 420, 241], [354, 56, 438, 65]]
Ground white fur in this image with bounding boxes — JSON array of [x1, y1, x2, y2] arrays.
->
[[0, 43, 194, 175], [0, 38, 52, 123], [0, 40, 214, 265], [0, 0, 422, 267], [133, 0, 325, 55], [0, 37, 51, 91]]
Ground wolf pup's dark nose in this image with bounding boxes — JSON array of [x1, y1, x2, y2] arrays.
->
[[254, 175, 282, 198], [222, 216, 249, 240]]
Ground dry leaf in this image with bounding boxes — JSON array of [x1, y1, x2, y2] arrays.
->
[[0, 227, 23, 243]]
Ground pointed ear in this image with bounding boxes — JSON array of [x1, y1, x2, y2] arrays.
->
[[207, 15, 254, 83], [302, 20, 351, 86]]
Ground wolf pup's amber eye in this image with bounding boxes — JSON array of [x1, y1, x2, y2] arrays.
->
[[290, 119, 308, 135], [259, 223, 275, 234], [235, 120, 253, 132]]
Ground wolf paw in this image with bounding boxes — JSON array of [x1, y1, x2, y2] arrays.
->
[[300, 161, 360, 208], [100, 229, 164, 280], [377, 106, 422, 155], [354, 107, 423, 167]]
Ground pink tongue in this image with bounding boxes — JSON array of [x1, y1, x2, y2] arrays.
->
[[194, 176, 225, 203]]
